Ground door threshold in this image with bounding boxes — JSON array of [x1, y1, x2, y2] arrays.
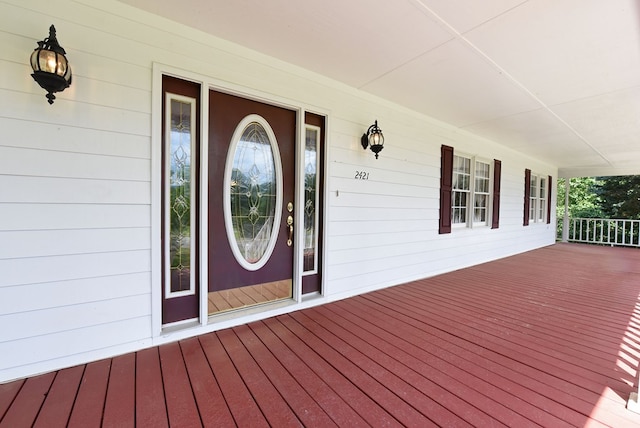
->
[[207, 298, 296, 324]]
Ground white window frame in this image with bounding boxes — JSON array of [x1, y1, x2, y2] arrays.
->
[[472, 159, 491, 227], [452, 154, 492, 229], [529, 173, 547, 223]]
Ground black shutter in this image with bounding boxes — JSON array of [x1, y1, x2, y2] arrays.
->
[[491, 159, 501, 229], [523, 169, 531, 226], [439, 145, 454, 234], [547, 175, 552, 224]]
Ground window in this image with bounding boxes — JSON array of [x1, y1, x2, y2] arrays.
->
[[452, 155, 470, 225], [538, 176, 547, 222], [529, 174, 537, 222], [452, 155, 491, 228], [440, 145, 501, 234], [524, 170, 550, 225], [474, 160, 490, 224]]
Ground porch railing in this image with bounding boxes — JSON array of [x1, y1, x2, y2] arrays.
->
[[561, 218, 640, 247]]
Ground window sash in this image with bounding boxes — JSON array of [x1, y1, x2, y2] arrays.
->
[[528, 174, 547, 223], [473, 160, 490, 225], [538, 177, 547, 222], [451, 156, 491, 227]]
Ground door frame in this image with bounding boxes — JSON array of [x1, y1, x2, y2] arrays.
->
[[151, 63, 328, 338]]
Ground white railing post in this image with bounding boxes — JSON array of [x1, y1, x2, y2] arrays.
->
[[562, 179, 570, 242], [629, 384, 640, 413]]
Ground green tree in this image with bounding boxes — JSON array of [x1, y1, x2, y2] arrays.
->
[[556, 177, 604, 220], [597, 175, 640, 219]]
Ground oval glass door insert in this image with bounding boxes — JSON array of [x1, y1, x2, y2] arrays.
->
[[224, 114, 283, 271]]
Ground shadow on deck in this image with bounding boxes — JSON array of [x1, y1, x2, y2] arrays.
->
[[1, 243, 640, 427]]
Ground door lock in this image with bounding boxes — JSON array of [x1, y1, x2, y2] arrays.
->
[[286, 215, 293, 246]]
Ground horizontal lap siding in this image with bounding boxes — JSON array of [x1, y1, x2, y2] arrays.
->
[[0, 295, 151, 342], [325, 115, 556, 297], [1, 0, 556, 381], [0, 0, 154, 380]]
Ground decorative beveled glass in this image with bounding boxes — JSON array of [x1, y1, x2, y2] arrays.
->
[[225, 115, 282, 270], [303, 126, 320, 273], [166, 96, 196, 295]]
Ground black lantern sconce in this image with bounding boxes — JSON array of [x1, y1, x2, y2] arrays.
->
[[30, 25, 72, 105], [361, 120, 384, 159]]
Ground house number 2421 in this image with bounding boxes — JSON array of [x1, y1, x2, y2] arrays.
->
[[354, 171, 370, 180]]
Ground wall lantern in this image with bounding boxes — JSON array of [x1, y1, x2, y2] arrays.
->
[[361, 120, 384, 159], [30, 25, 72, 105]]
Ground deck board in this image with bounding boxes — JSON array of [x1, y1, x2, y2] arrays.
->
[[369, 287, 624, 395], [389, 286, 631, 390], [0, 373, 54, 428], [198, 332, 269, 427], [159, 342, 202, 428], [284, 312, 436, 427], [2, 243, 640, 427], [180, 338, 236, 428], [135, 347, 168, 428], [34, 365, 83, 428], [263, 316, 400, 426], [305, 304, 572, 427], [217, 329, 302, 427], [67, 359, 111, 428], [0, 379, 23, 421], [247, 320, 370, 427], [102, 353, 135, 428], [233, 324, 338, 427]]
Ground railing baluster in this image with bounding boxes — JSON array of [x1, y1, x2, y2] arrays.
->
[[564, 217, 640, 248], [599, 219, 604, 244]]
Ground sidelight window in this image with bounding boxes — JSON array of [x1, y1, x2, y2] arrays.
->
[[164, 94, 197, 297]]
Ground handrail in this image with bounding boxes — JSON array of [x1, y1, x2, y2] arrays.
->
[[561, 217, 640, 247]]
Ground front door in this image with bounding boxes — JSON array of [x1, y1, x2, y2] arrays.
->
[[208, 91, 296, 313]]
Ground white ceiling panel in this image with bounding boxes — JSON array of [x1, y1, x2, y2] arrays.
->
[[415, 0, 529, 33], [119, 0, 455, 88], [119, 0, 640, 177], [464, 0, 640, 106], [552, 87, 640, 163], [362, 38, 541, 127], [463, 108, 606, 167]]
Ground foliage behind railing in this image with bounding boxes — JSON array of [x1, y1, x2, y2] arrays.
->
[[560, 218, 640, 247]]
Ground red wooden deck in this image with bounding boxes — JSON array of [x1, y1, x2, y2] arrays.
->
[[2, 243, 640, 427]]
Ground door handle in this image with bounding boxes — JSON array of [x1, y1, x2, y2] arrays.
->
[[286, 215, 293, 247]]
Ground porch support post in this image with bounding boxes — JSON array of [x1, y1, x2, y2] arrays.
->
[[629, 390, 640, 414], [562, 178, 570, 242]]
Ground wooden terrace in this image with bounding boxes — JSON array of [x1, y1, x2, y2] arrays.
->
[[1, 243, 640, 427]]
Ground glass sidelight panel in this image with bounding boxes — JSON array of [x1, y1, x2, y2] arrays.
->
[[165, 94, 197, 296], [303, 125, 320, 273]]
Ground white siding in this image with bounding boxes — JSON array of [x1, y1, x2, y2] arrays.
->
[[0, 0, 556, 382]]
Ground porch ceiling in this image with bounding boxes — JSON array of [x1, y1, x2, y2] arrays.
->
[[120, 0, 640, 178]]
